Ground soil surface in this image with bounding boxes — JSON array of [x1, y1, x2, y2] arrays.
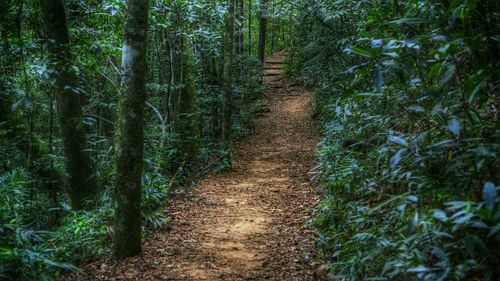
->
[[72, 54, 320, 280]]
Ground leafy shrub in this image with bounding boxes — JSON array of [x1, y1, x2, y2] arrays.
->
[[0, 0, 272, 280], [0, 169, 78, 280], [290, 0, 500, 280], [50, 208, 113, 263]]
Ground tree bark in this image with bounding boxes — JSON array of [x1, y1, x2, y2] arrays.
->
[[248, 0, 252, 55], [114, 0, 149, 260], [238, 0, 244, 56], [258, 0, 268, 63], [222, 0, 235, 147], [177, 35, 200, 162], [41, 0, 96, 210], [270, 0, 275, 51]]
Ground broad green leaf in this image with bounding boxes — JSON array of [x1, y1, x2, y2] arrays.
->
[[433, 210, 448, 222], [482, 182, 497, 211], [407, 195, 418, 203], [388, 18, 429, 24], [351, 47, 372, 58], [429, 61, 443, 80], [464, 70, 488, 104], [407, 266, 431, 273], [439, 64, 456, 85], [459, 0, 480, 21], [431, 246, 448, 261], [390, 149, 406, 169], [408, 105, 425, 112], [447, 119, 461, 136], [388, 135, 407, 146]]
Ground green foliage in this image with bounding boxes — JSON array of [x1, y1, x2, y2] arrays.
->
[[1, 0, 270, 278], [0, 164, 173, 280], [290, 0, 500, 280], [0, 169, 78, 280], [232, 56, 266, 140], [51, 209, 113, 262]]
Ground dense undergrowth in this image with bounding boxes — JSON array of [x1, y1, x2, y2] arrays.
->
[[0, 0, 265, 279], [288, 0, 499, 280]]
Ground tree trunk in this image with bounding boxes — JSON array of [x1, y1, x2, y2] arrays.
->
[[258, 0, 268, 63], [270, 0, 275, 51], [114, 0, 149, 260], [238, 0, 244, 56], [41, 0, 96, 210], [222, 0, 235, 147], [177, 35, 200, 162], [168, 43, 179, 132], [248, 0, 252, 55]]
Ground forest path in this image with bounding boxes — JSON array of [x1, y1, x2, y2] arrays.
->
[[82, 54, 319, 280]]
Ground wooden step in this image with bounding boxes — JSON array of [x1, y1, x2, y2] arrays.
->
[[264, 72, 281, 76], [264, 68, 282, 73], [264, 60, 285, 64]]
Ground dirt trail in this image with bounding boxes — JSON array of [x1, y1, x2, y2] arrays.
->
[[78, 54, 320, 280]]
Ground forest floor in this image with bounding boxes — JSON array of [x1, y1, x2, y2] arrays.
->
[[73, 54, 320, 280]]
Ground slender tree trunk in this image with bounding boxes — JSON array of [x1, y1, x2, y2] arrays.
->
[[270, 0, 274, 52], [41, 0, 96, 210], [281, 17, 285, 44], [114, 0, 149, 260], [248, 0, 252, 55], [222, 0, 235, 146], [158, 32, 170, 140], [238, 0, 244, 56], [177, 35, 200, 162], [168, 43, 178, 132], [236, 0, 244, 88], [258, 0, 268, 63]]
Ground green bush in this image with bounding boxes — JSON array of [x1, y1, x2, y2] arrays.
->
[[290, 0, 500, 280], [0, 169, 78, 280]]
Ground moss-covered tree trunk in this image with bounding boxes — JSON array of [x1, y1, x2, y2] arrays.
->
[[113, 0, 149, 260], [177, 35, 200, 162], [222, 0, 235, 146], [41, 0, 96, 210], [258, 0, 268, 63]]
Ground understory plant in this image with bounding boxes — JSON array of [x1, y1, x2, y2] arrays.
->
[[0, 0, 266, 279], [289, 0, 500, 280]]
